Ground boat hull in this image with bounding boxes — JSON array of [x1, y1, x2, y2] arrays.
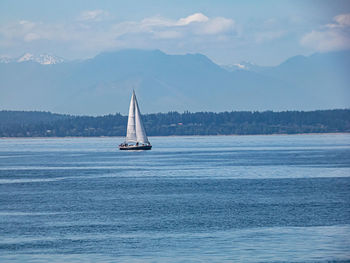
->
[[119, 145, 152, 150]]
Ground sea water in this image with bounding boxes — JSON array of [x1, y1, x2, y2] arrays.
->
[[0, 134, 349, 262]]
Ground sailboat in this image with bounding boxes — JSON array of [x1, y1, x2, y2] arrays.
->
[[119, 91, 152, 150]]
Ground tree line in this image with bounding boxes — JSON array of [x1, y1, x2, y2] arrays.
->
[[0, 109, 349, 137]]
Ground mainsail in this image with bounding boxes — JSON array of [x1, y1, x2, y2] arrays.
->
[[125, 91, 150, 144]]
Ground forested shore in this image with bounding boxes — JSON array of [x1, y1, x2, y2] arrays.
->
[[0, 109, 349, 137]]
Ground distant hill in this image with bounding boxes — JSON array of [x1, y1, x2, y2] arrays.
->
[[0, 49, 349, 115], [0, 110, 70, 125], [1, 109, 349, 137]]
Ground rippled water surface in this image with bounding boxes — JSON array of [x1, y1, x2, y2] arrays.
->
[[0, 134, 350, 262]]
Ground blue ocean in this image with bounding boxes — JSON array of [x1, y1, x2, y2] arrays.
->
[[0, 134, 349, 262]]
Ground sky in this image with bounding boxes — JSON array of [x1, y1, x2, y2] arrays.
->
[[0, 0, 350, 66]]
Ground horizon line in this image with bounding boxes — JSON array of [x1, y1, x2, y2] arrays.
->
[[1, 108, 349, 118]]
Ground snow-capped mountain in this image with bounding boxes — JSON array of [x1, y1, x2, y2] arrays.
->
[[34, 54, 65, 65], [0, 56, 13, 63], [222, 61, 265, 72], [0, 53, 65, 65], [17, 53, 35, 62]]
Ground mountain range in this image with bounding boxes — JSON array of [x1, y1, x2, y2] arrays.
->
[[0, 49, 349, 115]]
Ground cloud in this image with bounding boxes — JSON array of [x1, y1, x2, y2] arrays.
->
[[24, 32, 40, 42], [137, 13, 236, 38], [77, 10, 109, 21], [301, 13, 350, 52], [177, 13, 209, 26], [301, 30, 350, 52], [153, 30, 184, 39], [255, 30, 286, 43], [140, 16, 174, 28], [0, 12, 237, 57], [0, 20, 72, 44], [327, 14, 350, 27], [195, 17, 235, 35]]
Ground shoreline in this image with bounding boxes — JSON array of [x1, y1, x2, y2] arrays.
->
[[1, 132, 349, 140]]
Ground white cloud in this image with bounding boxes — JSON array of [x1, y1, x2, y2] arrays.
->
[[140, 16, 174, 28], [0, 20, 73, 44], [137, 13, 235, 37], [177, 13, 209, 26], [197, 17, 235, 35], [103, 12, 237, 45], [334, 14, 350, 27], [301, 30, 350, 52], [255, 30, 286, 43], [153, 30, 184, 39], [301, 13, 350, 52], [0, 12, 237, 57], [24, 32, 40, 42], [77, 10, 109, 21], [19, 20, 36, 29]]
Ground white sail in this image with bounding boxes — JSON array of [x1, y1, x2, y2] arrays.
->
[[125, 92, 137, 143], [125, 91, 149, 144], [134, 94, 149, 144]]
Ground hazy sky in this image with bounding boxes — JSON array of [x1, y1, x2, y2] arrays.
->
[[0, 0, 350, 65]]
